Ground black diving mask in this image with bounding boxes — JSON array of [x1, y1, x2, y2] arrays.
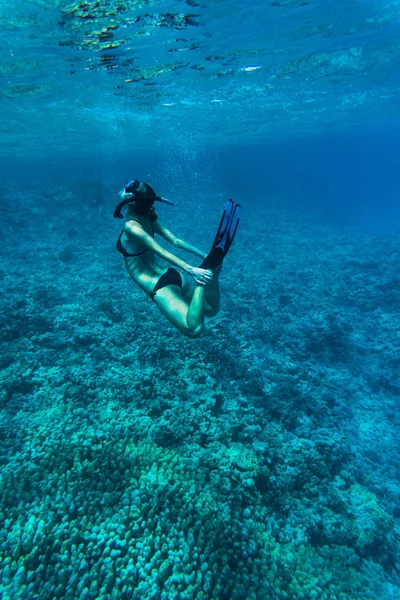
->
[[124, 179, 174, 206], [113, 179, 174, 219]]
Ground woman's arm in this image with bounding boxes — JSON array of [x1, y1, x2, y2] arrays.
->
[[125, 222, 212, 285], [154, 222, 206, 259]]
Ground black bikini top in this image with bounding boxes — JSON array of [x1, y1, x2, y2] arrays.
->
[[116, 219, 154, 258]]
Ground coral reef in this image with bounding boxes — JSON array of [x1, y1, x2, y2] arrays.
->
[[0, 183, 399, 599]]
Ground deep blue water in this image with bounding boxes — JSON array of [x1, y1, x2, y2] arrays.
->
[[3, 125, 400, 233]]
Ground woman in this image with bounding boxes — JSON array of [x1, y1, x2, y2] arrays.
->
[[114, 179, 240, 337]]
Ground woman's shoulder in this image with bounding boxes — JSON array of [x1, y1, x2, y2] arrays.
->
[[124, 218, 142, 234], [125, 217, 154, 237], [125, 217, 142, 227]]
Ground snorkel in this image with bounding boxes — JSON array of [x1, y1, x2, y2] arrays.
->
[[113, 179, 174, 219]]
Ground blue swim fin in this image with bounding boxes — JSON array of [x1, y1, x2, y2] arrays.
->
[[200, 199, 240, 270]]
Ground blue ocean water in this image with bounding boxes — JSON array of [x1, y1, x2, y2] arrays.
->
[[1, 0, 400, 599]]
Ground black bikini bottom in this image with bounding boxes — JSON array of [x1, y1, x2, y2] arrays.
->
[[150, 268, 182, 301]]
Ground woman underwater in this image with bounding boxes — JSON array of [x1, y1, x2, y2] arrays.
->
[[114, 179, 240, 337]]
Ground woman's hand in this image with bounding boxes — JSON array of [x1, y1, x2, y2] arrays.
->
[[188, 266, 213, 286]]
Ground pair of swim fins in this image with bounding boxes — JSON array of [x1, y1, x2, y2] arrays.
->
[[200, 199, 241, 270]]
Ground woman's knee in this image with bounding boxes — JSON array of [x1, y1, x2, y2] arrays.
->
[[182, 323, 203, 338]]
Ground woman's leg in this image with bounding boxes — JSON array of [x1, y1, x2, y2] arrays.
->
[[204, 268, 220, 317], [154, 285, 206, 337], [182, 271, 220, 318], [187, 285, 206, 330]]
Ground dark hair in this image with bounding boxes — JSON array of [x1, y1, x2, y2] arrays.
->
[[132, 182, 156, 216], [113, 180, 157, 219]]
